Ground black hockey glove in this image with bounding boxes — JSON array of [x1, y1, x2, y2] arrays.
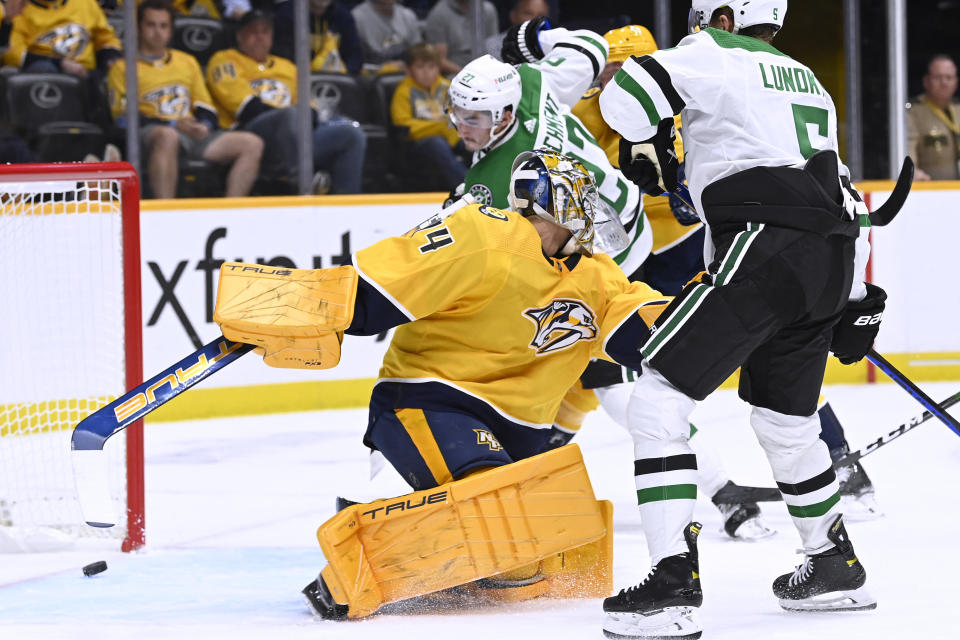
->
[[618, 118, 679, 196], [830, 283, 887, 365], [442, 182, 465, 209], [501, 17, 550, 64]]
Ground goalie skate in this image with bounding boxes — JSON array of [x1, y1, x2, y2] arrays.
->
[[773, 515, 877, 612]]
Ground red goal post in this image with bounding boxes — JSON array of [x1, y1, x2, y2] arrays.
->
[[0, 162, 144, 552]]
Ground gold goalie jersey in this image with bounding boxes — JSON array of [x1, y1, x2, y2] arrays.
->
[[107, 48, 218, 123], [206, 48, 298, 129], [354, 202, 668, 429], [3, 0, 120, 70]]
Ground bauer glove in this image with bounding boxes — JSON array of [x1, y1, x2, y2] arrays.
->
[[619, 119, 679, 196], [830, 283, 886, 365], [501, 17, 550, 64]]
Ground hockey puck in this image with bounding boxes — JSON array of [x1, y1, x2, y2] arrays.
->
[[82, 561, 108, 577]]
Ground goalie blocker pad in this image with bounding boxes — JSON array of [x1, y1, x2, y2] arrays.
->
[[316, 444, 612, 618], [213, 262, 357, 369]]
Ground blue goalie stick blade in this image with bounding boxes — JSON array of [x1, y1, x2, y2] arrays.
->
[[71, 336, 253, 526]]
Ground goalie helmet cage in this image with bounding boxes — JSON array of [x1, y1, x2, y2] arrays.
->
[[0, 162, 144, 552]]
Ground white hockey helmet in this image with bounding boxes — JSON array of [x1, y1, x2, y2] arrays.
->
[[688, 1, 787, 35], [448, 55, 522, 149]]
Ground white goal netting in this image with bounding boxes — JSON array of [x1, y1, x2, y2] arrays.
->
[[0, 172, 138, 552]]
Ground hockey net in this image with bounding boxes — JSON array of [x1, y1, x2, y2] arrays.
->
[[0, 163, 144, 552]]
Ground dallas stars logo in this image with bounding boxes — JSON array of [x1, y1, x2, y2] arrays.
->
[[469, 183, 493, 205]]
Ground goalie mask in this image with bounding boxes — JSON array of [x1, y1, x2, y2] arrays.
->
[[508, 149, 629, 257], [688, 1, 787, 35]]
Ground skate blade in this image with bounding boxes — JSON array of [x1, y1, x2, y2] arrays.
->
[[731, 517, 777, 541], [603, 606, 702, 639], [840, 493, 884, 522], [779, 585, 877, 612]]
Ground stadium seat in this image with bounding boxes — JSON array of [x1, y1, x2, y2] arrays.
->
[[309, 73, 369, 123], [34, 122, 106, 163], [4, 73, 105, 160], [171, 17, 225, 68]]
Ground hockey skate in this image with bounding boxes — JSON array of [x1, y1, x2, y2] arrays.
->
[[602, 523, 703, 639], [302, 575, 350, 620], [711, 481, 776, 540], [773, 515, 877, 612], [837, 462, 883, 521]]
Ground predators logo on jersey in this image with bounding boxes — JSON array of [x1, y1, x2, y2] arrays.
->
[[250, 78, 292, 108], [473, 429, 503, 451], [143, 85, 192, 119], [34, 24, 89, 59], [524, 299, 598, 355]]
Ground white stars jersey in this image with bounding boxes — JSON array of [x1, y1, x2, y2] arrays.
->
[[599, 27, 846, 217]]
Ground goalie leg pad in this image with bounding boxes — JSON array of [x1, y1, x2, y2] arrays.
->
[[315, 444, 607, 618], [213, 263, 357, 369]]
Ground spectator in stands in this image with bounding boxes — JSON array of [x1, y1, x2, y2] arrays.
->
[[907, 53, 959, 180], [170, 0, 247, 20], [484, 0, 549, 60], [1, 0, 25, 55], [107, 0, 262, 199], [207, 9, 366, 193], [351, 0, 422, 71], [425, 0, 498, 76], [390, 42, 468, 190], [272, 0, 363, 75], [2, 0, 121, 76]]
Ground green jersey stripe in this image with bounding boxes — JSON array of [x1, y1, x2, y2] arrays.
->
[[704, 27, 788, 57], [612, 68, 662, 126], [637, 484, 698, 504], [714, 223, 763, 286], [574, 34, 609, 62], [641, 282, 710, 359], [786, 492, 841, 518]]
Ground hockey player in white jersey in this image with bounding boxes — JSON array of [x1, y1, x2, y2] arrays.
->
[[448, 18, 652, 278], [598, 2, 890, 637]]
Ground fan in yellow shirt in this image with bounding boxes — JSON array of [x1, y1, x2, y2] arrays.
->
[[205, 8, 366, 194], [389, 42, 470, 191], [2, 0, 120, 75], [106, 0, 263, 199]]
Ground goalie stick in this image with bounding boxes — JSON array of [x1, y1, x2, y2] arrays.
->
[[713, 388, 960, 504], [71, 336, 252, 527]]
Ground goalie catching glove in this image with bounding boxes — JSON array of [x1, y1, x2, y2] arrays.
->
[[213, 263, 357, 369], [618, 118, 680, 196], [501, 16, 550, 64], [831, 283, 886, 365]]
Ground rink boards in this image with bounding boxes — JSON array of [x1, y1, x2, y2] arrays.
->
[[136, 183, 960, 421]]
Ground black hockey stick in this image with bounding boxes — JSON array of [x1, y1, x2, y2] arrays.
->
[[714, 388, 960, 503], [867, 156, 914, 227], [866, 349, 960, 437], [834, 389, 960, 469]]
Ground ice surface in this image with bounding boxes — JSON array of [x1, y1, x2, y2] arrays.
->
[[2, 381, 959, 639]]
